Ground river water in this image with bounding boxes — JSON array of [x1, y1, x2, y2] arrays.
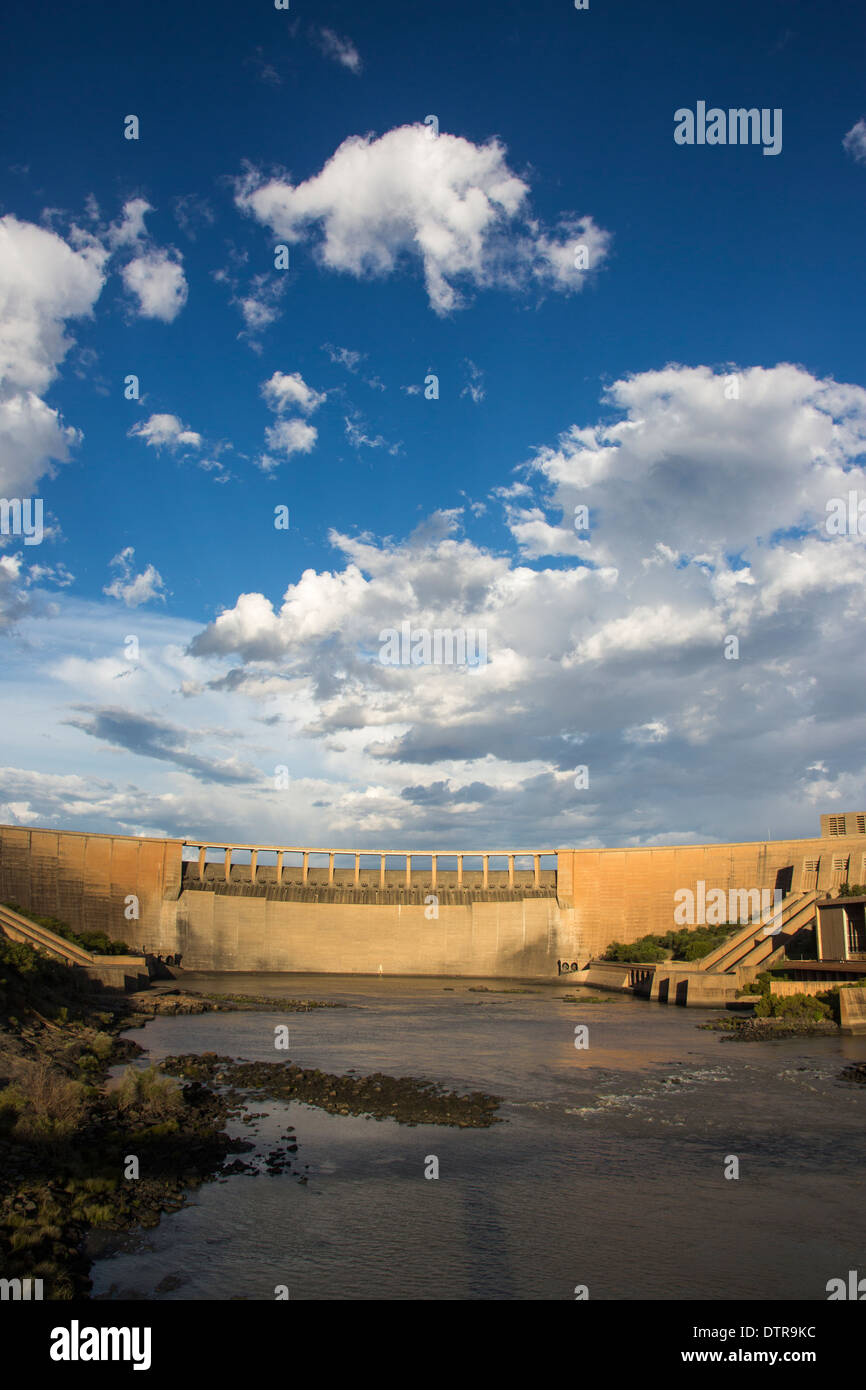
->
[[90, 974, 866, 1301]]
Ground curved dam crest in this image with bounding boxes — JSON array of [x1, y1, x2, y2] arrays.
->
[[1, 816, 863, 977]]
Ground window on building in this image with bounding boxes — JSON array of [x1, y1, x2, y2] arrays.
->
[[845, 905, 866, 956], [827, 816, 848, 836], [832, 854, 850, 888]]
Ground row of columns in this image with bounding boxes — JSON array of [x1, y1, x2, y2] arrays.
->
[[196, 847, 544, 888]]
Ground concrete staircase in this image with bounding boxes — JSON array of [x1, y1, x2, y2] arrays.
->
[[0, 902, 96, 965], [579, 892, 821, 1009], [697, 890, 819, 974], [0, 903, 149, 990]]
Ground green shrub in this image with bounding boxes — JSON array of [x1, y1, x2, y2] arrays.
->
[[113, 1066, 184, 1125], [739, 971, 773, 997], [603, 937, 668, 962], [753, 989, 836, 1022], [0, 937, 73, 1018], [90, 1031, 114, 1059], [75, 930, 132, 956], [603, 922, 736, 963], [0, 1061, 88, 1144], [0, 935, 65, 981], [659, 925, 735, 960]]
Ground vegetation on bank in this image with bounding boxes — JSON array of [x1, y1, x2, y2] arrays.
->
[[603, 924, 735, 963], [0, 934, 249, 1298], [603, 921, 819, 964], [737, 971, 839, 1022], [704, 970, 866, 1037], [0, 931, 73, 1005], [1, 902, 132, 957]]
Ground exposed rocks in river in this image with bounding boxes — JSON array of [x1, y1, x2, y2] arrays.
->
[[159, 1052, 503, 1128]]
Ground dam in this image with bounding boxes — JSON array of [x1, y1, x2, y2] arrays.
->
[[2, 812, 866, 978]]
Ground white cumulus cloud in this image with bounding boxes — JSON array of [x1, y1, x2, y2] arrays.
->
[[261, 370, 326, 414], [122, 249, 188, 322], [259, 418, 318, 471], [235, 123, 609, 314], [843, 118, 866, 163], [0, 214, 106, 495], [128, 414, 202, 451], [103, 547, 168, 607], [177, 364, 866, 846], [108, 197, 153, 249]]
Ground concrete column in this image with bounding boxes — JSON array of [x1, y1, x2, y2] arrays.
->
[[457, 854, 463, 887], [276, 851, 283, 886], [841, 906, 853, 957], [482, 854, 489, 888], [508, 854, 515, 888], [380, 855, 386, 889], [405, 854, 412, 889], [354, 853, 360, 887], [302, 851, 309, 885], [249, 850, 257, 885], [533, 853, 540, 888], [431, 854, 437, 889], [224, 848, 232, 884], [198, 846, 207, 880], [328, 852, 335, 885]]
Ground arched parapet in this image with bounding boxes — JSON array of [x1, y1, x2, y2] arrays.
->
[[178, 839, 559, 898]]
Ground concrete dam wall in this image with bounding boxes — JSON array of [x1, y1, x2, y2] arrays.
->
[[174, 888, 561, 976], [0, 825, 570, 978], [2, 814, 865, 976], [556, 822, 866, 959], [0, 825, 182, 945]]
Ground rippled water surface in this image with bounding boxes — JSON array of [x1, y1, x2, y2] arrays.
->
[[90, 973, 866, 1301]]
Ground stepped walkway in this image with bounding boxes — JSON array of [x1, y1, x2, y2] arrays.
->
[[0, 902, 96, 965], [697, 890, 819, 972], [0, 903, 148, 991], [583, 892, 821, 1007]]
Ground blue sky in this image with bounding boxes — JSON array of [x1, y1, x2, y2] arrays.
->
[[2, 0, 866, 851]]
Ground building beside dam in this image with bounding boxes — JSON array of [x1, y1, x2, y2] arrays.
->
[[815, 894, 866, 962], [2, 812, 866, 982]]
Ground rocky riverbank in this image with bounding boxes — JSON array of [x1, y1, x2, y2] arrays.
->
[[0, 976, 254, 1298], [0, 935, 500, 1299], [700, 1016, 840, 1041]]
